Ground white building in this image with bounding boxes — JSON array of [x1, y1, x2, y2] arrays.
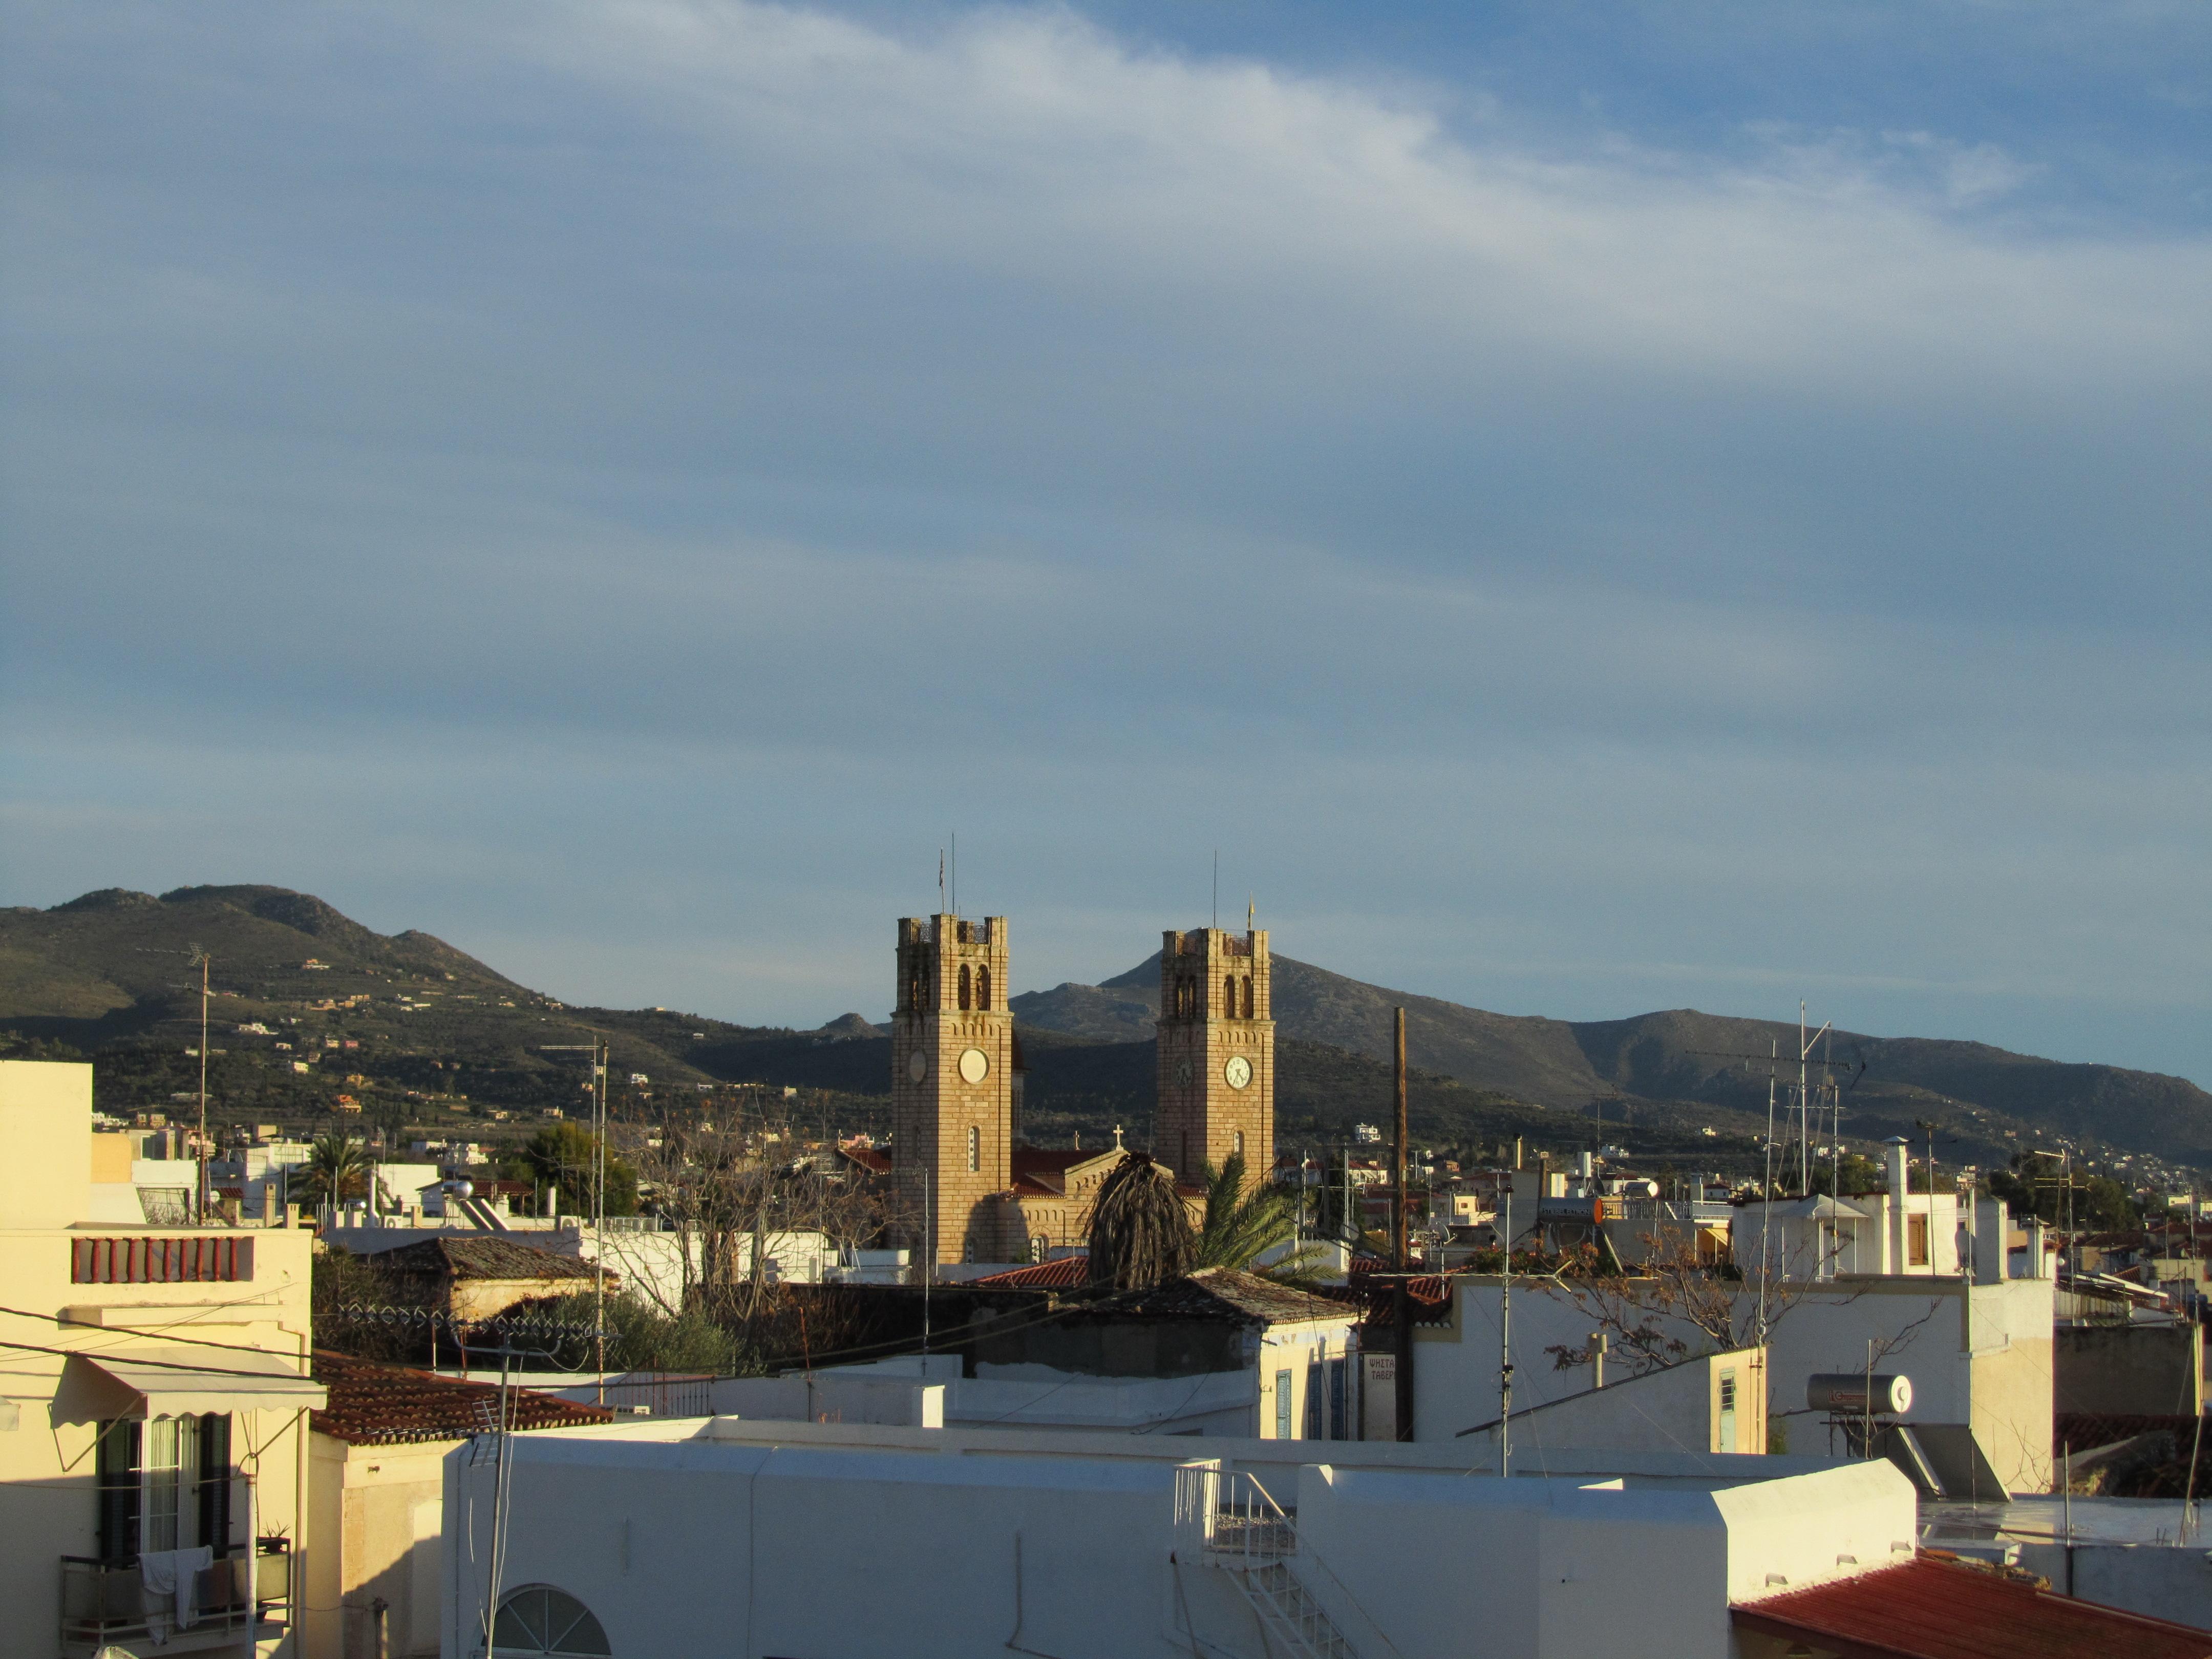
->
[[441, 1414, 1920, 1659], [1401, 1214, 2055, 1494]]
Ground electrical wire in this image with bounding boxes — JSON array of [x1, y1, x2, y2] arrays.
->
[[0, 1300, 297, 1361], [0, 1335, 318, 1383]]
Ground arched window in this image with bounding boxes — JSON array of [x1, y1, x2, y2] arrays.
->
[[490, 1586, 611, 1658], [959, 964, 972, 1011], [909, 960, 930, 1011], [1242, 976, 1254, 1018], [1030, 1235, 1048, 1263], [1227, 974, 1240, 1016], [1234, 1130, 1246, 1162], [975, 967, 990, 1010], [967, 1125, 980, 1173]]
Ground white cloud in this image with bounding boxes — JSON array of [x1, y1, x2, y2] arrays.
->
[[3, 1, 2210, 1080]]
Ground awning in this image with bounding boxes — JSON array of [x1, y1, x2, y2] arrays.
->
[[68, 1346, 327, 1419]]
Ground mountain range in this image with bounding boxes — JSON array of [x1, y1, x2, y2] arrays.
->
[[3, 886, 2205, 1180]]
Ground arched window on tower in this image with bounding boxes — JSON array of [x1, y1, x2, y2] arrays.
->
[[1225, 973, 1238, 1017], [976, 966, 990, 1010], [967, 1125, 980, 1173], [1243, 976, 1254, 1018], [909, 959, 930, 1011], [1234, 1130, 1245, 1160], [959, 964, 972, 1011]]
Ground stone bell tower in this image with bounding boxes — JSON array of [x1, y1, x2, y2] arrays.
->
[[1155, 925, 1273, 1194], [891, 914, 1016, 1268]]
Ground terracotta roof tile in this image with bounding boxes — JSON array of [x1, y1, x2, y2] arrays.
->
[[310, 1350, 614, 1447], [968, 1256, 1092, 1288], [1733, 1556, 2212, 1659]]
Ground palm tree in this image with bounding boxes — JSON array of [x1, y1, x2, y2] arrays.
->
[[1193, 1153, 1322, 1277], [296, 1132, 368, 1206], [1086, 1153, 1194, 1290]]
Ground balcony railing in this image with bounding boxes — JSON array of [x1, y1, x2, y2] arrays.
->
[[60, 1544, 289, 1654]]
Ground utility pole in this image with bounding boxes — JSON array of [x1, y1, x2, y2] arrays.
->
[[1392, 1008, 1409, 1271], [1757, 1038, 1775, 1346], [594, 1038, 608, 1401], [195, 949, 210, 1224], [1499, 1192, 1514, 1478]]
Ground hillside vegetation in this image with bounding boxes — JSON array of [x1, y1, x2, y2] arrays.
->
[[4, 886, 2205, 1181], [1012, 951, 2212, 1176]]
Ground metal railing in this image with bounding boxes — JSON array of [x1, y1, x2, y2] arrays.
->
[[60, 1544, 289, 1652], [1172, 1466, 1386, 1659], [596, 1371, 716, 1417]]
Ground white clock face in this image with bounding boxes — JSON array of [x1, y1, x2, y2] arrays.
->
[[1175, 1058, 1194, 1086], [1224, 1055, 1253, 1090], [959, 1047, 990, 1084], [907, 1051, 928, 1084]]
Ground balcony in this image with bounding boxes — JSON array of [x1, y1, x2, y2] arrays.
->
[[60, 1543, 289, 1657]]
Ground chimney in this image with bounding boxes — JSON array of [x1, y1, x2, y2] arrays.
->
[[1883, 1137, 1909, 1198]]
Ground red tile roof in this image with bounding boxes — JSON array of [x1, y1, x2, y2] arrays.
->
[[968, 1256, 1092, 1288], [1732, 1556, 2212, 1659], [310, 1350, 615, 1447], [840, 1144, 892, 1176], [1347, 1268, 1455, 1325]]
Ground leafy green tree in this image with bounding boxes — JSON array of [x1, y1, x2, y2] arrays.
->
[[1193, 1153, 1322, 1277], [296, 1132, 369, 1204], [541, 1290, 753, 1374], [1988, 1157, 2139, 1230], [502, 1123, 639, 1217], [1809, 1154, 1883, 1196]]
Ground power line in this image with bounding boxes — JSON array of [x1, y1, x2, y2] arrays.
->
[[0, 1335, 318, 1384]]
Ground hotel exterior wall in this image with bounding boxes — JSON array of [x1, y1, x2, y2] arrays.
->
[[0, 1062, 317, 1659]]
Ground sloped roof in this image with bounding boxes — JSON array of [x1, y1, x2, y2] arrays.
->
[[1101, 1267, 1355, 1327], [968, 1256, 1091, 1289], [839, 1143, 891, 1176], [1347, 1268, 1455, 1326], [1732, 1555, 2212, 1659], [1009, 1144, 1138, 1199], [310, 1351, 614, 1446], [367, 1235, 608, 1283]]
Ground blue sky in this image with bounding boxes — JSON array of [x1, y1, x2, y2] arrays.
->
[[3, 2, 2208, 1090]]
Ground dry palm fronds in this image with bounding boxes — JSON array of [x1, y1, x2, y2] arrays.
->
[[1087, 1153, 1194, 1290]]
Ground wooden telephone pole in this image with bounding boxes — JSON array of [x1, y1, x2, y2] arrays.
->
[[1391, 1008, 1409, 1268]]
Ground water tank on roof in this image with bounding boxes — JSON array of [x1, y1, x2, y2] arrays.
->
[[1807, 1373, 1912, 1415]]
